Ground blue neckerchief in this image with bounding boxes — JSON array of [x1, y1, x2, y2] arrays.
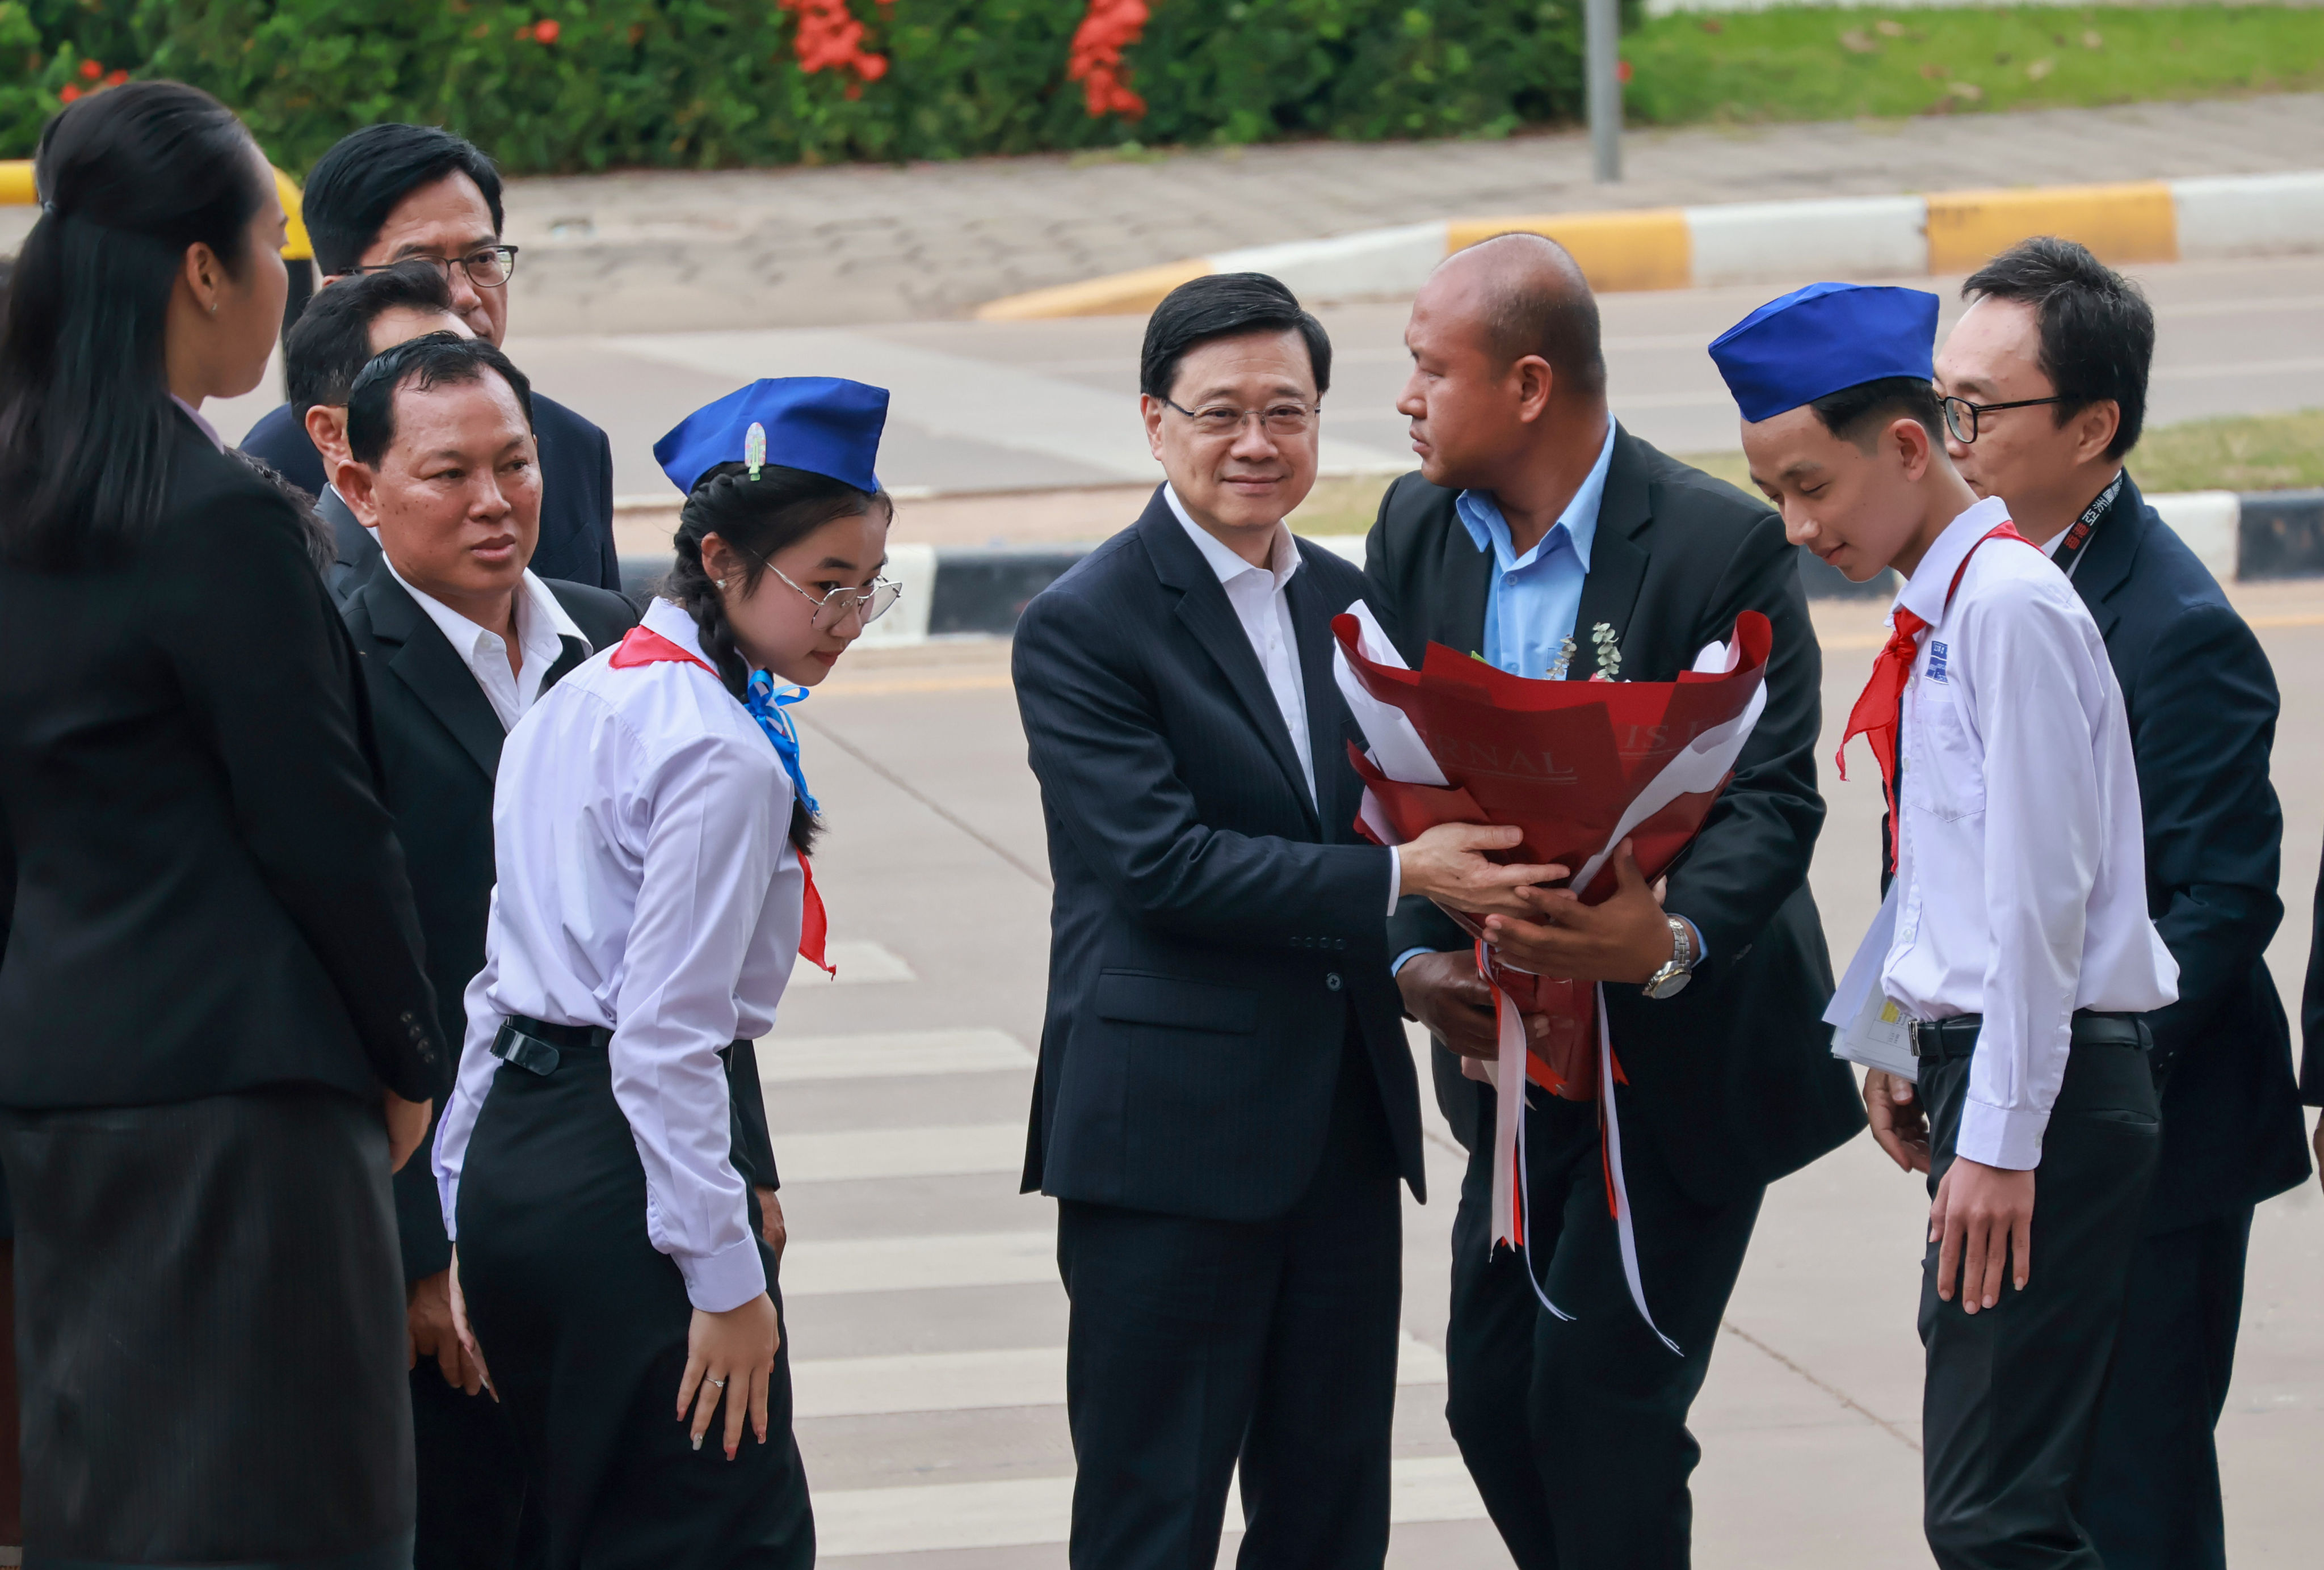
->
[[743, 670, 821, 818]]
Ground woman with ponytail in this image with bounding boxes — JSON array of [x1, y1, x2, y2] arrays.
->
[[0, 83, 443, 1566], [434, 377, 897, 1567]]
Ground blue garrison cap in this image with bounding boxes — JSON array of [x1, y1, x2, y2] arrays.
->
[[1708, 282, 1940, 423], [653, 376, 889, 495]]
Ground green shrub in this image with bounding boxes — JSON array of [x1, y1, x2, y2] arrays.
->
[[0, 0, 1623, 174]]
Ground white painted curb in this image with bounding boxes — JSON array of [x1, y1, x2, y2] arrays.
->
[[2149, 490, 2242, 585], [1212, 221, 1447, 303], [2172, 171, 2324, 259], [1687, 195, 1928, 288]]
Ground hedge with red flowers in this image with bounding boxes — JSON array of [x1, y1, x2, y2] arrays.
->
[[0, 0, 1626, 173]]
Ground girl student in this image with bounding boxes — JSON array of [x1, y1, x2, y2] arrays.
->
[[433, 377, 900, 1567]]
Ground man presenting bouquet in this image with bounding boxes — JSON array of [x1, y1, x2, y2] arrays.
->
[[1365, 234, 1863, 1568]]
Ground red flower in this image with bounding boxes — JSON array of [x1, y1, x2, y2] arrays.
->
[[1616, 58, 1633, 85], [58, 83, 79, 103], [1068, 0, 1149, 120], [514, 22, 532, 39], [778, 0, 887, 85], [534, 19, 560, 44], [104, 69, 127, 86], [78, 58, 100, 80]]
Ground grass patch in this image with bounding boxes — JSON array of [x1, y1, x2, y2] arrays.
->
[[1623, 5, 2324, 127], [1289, 410, 2324, 538]]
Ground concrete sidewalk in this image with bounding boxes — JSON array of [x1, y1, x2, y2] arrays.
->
[[497, 93, 2324, 334]]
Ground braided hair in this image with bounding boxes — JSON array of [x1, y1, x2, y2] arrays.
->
[[666, 460, 892, 857]]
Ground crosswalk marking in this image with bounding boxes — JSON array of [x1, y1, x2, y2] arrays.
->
[[783, 1229, 1054, 1297], [757, 1028, 1033, 1084], [791, 1335, 1448, 1419], [786, 940, 918, 987], [776, 1122, 1023, 1183], [813, 1455, 1486, 1558]]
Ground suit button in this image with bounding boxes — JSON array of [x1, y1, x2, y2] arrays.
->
[[1326, 973, 1343, 992]]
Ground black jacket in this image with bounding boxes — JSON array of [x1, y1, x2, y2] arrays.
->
[[0, 413, 440, 1108], [241, 392, 620, 592], [1363, 428, 1863, 1206], [2071, 477, 2310, 1224], [1014, 491, 1424, 1221], [318, 483, 383, 605]]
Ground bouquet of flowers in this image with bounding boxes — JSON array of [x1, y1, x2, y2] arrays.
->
[[1331, 602, 1772, 1350]]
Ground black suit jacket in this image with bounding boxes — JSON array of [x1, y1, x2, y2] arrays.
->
[[1014, 491, 1424, 1221], [318, 483, 383, 604], [241, 391, 620, 591], [0, 413, 439, 1108], [1364, 428, 1862, 1206], [2067, 477, 2310, 1224]]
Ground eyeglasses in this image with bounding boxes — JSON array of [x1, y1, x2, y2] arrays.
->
[[767, 562, 902, 631], [1939, 393, 2065, 446], [1161, 397, 1321, 440], [347, 245, 522, 291]]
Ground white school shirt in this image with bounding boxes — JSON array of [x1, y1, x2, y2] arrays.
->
[[1864, 495, 2178, 1171], [379, 559, 586, 730], [433, 596, 805, 1313], [1163, 486, 1400, 913]]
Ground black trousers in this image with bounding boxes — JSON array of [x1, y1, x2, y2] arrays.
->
[[413, 1360, 543, 1570], [1918, 1036, 2161, 1570], [457, 1037, 813, 1570], [0, 1087, 414, 1569], [2079, 1207, 2253, 1570], [1444, 1080, 1762, 1570], [1055, 1030, 1403, 1570]]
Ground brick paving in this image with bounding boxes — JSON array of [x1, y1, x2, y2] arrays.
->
[[499, 92, 2324, 332]]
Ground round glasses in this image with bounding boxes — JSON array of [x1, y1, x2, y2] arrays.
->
[[1939, 393, 2065, 446], [347, 246, 521, 291], [768, 562, 902, 631], [1161, 397, 1320, 440]]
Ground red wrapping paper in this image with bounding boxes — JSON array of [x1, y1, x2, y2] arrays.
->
[[1336, 609, 1774, 1098]]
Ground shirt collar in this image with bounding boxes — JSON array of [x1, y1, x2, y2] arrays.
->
[[171, 395, 224, 452], [1894, 493, 2015, 627], [1453, 419, 1617, 575], [643, 594, 719, 667], [1163, 483, 1301, 594], [384, 556, 585, 670]]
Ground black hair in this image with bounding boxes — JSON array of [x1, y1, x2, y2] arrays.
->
[[669, 463, 894, 856], [284, 262, 456, 419], [345, 332, 533, 468], [1810, 376, 1945, 451], [0, 81, 271, 569], [1962, 237, 2153, 460], [1470, 233, 1607, 397], [229, 447, 337, 575], [303, 123, 505, 276], [1140, 272, 1332, 403]]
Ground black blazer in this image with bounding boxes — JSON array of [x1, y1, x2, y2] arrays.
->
[[1014, 491, 1423, 1222], [0, 413, 440, 1108], [241, 391, 621, 591], [2068, 477, 2310, 1223], [1364, 428, 1862, 1206], [318, 482, 383, 604]]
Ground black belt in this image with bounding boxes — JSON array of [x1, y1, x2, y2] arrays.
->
[[492, 1015, 613, 1076], [1906, 1009, 2149, 1063]]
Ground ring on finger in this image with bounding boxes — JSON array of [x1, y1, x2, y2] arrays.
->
[[709, 1377, 726, 1388]]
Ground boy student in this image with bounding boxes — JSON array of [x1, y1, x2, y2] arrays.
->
[[1709, 282, 2179, 1569]]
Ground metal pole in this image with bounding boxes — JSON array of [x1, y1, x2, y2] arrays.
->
[[1585, 0, 1622, 183]]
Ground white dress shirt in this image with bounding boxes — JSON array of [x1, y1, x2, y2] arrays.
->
[[434, 597, 805, 1312], [381, 560, 584, 730], [1863, 495, 2178, 1170], [1163, 486, 1400, 912]]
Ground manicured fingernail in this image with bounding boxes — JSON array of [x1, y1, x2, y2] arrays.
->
[[691, 1433, 703, 1451]]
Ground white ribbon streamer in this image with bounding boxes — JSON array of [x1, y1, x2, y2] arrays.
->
[[1598, 979, 1683, 1355]]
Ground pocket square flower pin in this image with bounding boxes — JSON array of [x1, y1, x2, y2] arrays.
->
[[1590, 622, 1623, 681]]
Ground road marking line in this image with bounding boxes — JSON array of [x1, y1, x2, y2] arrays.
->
[[782, 1230, 1053, 1297], [757, 1028, 1033, 1084], [813, 1455, 1484, 1558], [777, 1123, 1023, 1184], [791, 1335, 1448, 1420]]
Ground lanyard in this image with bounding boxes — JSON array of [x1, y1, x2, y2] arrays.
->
[[2049, 471, 2124, 580]]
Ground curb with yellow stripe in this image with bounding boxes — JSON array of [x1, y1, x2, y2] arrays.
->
[[976, 170, 2324, 321], [0, 158, 312, 262]]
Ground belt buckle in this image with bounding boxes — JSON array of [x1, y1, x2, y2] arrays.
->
[[491, 1022, 562, 1077], [1906, 1018, 1924, 1059]]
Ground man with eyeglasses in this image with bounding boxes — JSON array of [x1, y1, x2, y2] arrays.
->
[[242, 124, 620, 590], [1878, 236, 2309, 1570]]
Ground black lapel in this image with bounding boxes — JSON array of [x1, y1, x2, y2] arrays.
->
[[1571, 430, 1653, 667], [1287, 555, 1352, 841], [1137, 492, 1321, 831], [359, 573, 507, 781], [541, 634, 591, 692], [2065, 470, 2143, 643]]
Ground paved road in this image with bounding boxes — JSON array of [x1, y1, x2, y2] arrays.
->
[[207, 252, 2324, 525], [760, 579, 2324, 1568]]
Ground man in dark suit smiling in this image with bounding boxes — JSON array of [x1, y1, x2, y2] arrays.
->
[[1013, 272, 1560, 1570]]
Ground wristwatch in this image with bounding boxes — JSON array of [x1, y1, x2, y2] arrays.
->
[[1642, 915, 1697, 1000]]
